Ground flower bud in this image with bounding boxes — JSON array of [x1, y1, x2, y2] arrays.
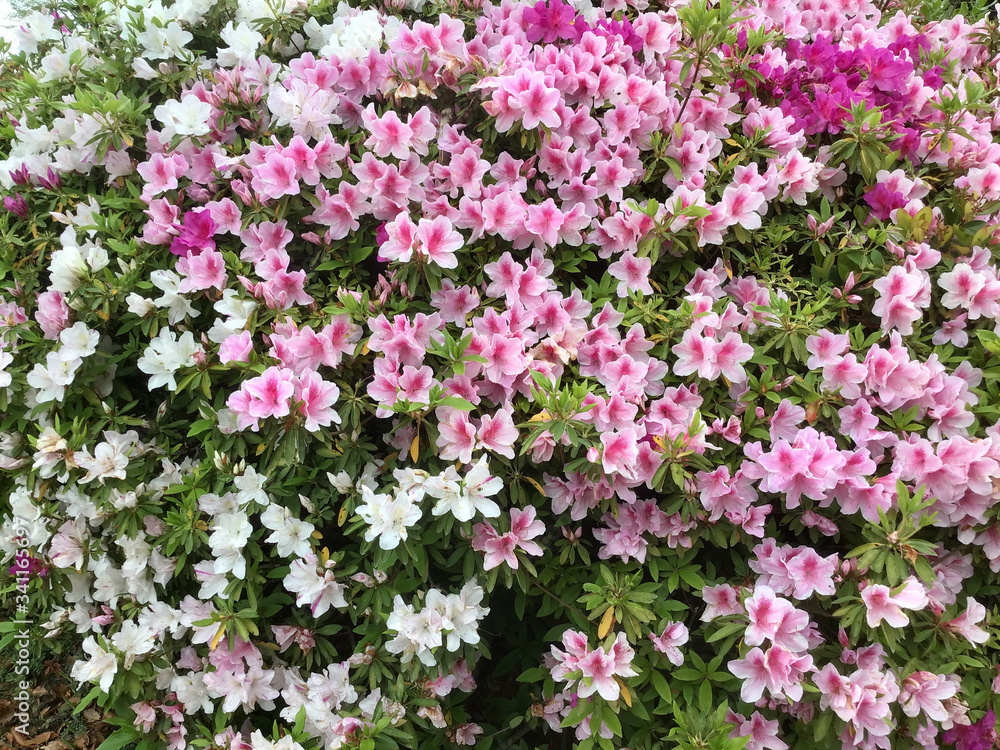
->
[[4, 194, 28, 218]]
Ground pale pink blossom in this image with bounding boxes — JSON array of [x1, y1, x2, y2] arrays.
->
[[649, 621, 689, 666], [861, 577, 929, 628]]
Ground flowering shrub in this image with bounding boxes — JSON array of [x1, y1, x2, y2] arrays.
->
[[2, 0, 1000, 747]]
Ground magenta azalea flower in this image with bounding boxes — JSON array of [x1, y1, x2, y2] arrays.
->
[[169, 208, 218, 257], [942, 710, 997, 750], [522, 0, 578, 44], [864, 183, 908, 222]]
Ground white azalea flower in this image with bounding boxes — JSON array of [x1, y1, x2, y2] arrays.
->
[[71, 637, 118, 692], [356, 485, 421, 550]]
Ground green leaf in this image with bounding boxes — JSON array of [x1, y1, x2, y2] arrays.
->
[[603, 708, 622, 737], [437, 396, 476, 411], [94, 729, 140, 750], [73, 686, 103, 715], [561, 700, 592, 728], [707, 622, 746, 643], [650, 670, 672, 704], [187, 419, 215, 437], [517, 667, 548, 683], [698, 679, 713, 711], [671, 668, 703, 682]]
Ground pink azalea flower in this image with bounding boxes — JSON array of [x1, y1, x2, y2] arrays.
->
[[437, 410, 478, 463], [728, 711, 789, 750], [729, 645, 813, 703], [525, 199, 565, 249], [672, 330, 716, 379], [251, 150, 300, 200], [472, 506, 543, 571], [280, 136, 320, 184], [649, 621, 689, 666], [549, 629, 592, 679], [942, 710, 997, 750], [240, 220, 294, 264], [871, 264, 931, 335], [522, 0, 578, 43], [510, 506, 545, 554], [453, 723, 482, 746], [784, 549, 837, 599], [137, 152, 188, 196], [271, 625, 315, 654], [577, 646, 621, 701], [743, 586, 809, 652], [35, 290, 71, 339], [397, 365, 435, 404], [515, 77, 562, 130], [805, 329, 850, 370], [600, 427, 640, 481], [219, 331, 253, 364], [608, 252, 653, 297], [177, 248, 227, 293], [482, 334, 527, 382], [294, 370, 341, 432], [362, 107, 415, 159], [701, 583, 744, 621], [900, 671, 958, 722], [414, 216, 463, 268], [205, 198, 242, 235], [753, 427, 846, 507], [472, 525, 517, 570], [720, 182, 766, 230], [239, 366, 296, 421], [169, 209, 218, 258], [131, 702, 157, 733], [261, 269, 313, 310], [477, 409, 519, 459], [861, 577, 928, 628], [714, 332, 754, 383], [942, 598, 990, 644], [378, 213, 417, 263]]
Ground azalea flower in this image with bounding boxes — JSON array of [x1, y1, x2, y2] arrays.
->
[[861, 577, 928, 628], [260, 504, 315, 557], [729, 645, 813, 703], [356, 486, 422, 550], [426, 456, 502, 522], [71, 637, 118, 692], [942, 598, 990, 644], [284, 555, 348, 616], [649, 621, 689, 666]]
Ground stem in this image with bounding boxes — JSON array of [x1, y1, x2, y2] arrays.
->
[[497, 724, 533, 750], [677, 49, 705, 121], [532, 581, 587, 618]]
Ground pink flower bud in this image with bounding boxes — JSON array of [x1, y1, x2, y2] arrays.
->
[[230, 179, 254, 205], [4, 194, 28, 218], [9, 164, 31, 186]]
